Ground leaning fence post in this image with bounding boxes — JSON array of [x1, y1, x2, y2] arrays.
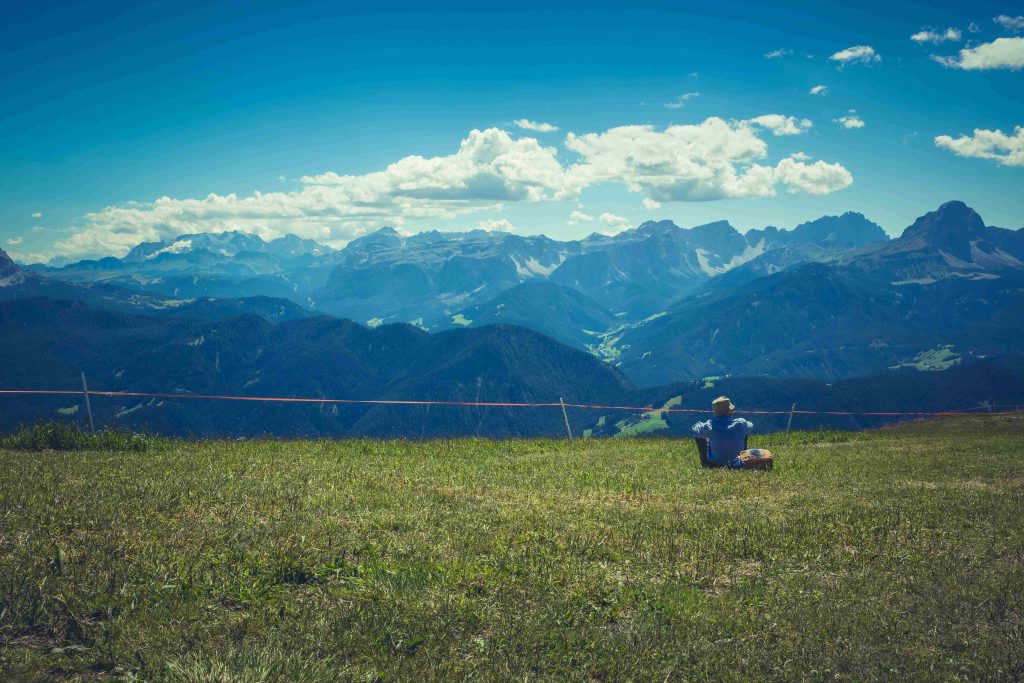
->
[[786, 403, 796, 433], [559, 397, 573, 441], [81, 372, 95, 434]]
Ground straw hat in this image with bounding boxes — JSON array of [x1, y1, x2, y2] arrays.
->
[[712, 396, 735, 417]]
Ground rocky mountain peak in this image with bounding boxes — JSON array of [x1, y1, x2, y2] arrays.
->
[[633, 219, 681, 236], [345, 226, 404, 251], [789, 212, 888, 246], [900, 200, 986, 242], [0, 247, 27, 286]]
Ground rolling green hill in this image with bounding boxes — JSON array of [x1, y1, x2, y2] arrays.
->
[[1, 415, 1021, 679]]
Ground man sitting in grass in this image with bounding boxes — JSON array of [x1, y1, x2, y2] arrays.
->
[[691, 396, 754, 469]]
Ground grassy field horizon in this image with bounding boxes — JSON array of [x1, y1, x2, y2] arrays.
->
[[1, 416, 1022, 680]]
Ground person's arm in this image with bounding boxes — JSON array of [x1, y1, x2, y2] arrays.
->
[[692, 420, 712, 437]]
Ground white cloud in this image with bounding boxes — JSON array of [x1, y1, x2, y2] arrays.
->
[[809, 85, 829, 96], [477, 218, 516, 232], [50, 118, 854, 258], [968, 22, 981, 33], [567, 210, 594, 225], [277, 175, 287, 182], [564, 117, 851, 202], [642, 198, 662, 210], [773, 155, 853, 194], [7, 250, 53, 264], [599, 213, 630, 229], [31, 212, 42, 219], [933, 37, 1024, 70], [56, 128, 574, 258], [830, 45, 881, 65], [910, 28, 961, 44], [6, 237, 23, 246], [764, 48, 793, 59], [301, 128, 572, 200], [513, 119, 559, 133], [934, 126, 1024, 166], [994, 15, 1024, 32], [835, 111, 866, 129], [664, 92, 700, 109], [746, 114, 813, 136]]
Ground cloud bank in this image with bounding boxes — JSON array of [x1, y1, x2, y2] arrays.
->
[[830, 45, 880, 65], [835, 112, 866, 129], [513, 119, 559, 133], [935, 126, 1024, 166], [53, 118, 853, 258], [564, 117, 848, 202], [664, 92, 700, 109], [933, 37, 1024, 70], [910, 28, 961, 44], [994, 15, 1024, 32]]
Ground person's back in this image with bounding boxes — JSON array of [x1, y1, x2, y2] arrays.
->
[[692, 396, 754, 468]]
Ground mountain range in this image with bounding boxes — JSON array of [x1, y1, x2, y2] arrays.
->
[[1, 297, 1020, 438], [614, 201, 1024, 385], [19, 209, 890, 336], [2, 199, 1023, 435]]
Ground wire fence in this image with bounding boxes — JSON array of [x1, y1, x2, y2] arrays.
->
[[1, 388, 1019, 418]]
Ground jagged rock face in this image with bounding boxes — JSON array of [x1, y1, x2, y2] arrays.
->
[[0, 248, 26, 287], [851, 201, 1024, 280], [25, 210, 897, 325], [12, 201, 1023, 390], [1, 199, 1023, 408], [611, 202, 1024, 386]]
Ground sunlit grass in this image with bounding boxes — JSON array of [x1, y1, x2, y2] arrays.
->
[[0, 416, 1021, 680]]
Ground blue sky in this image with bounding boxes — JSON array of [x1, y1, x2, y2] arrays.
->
[[2, 0, 1022, 263]]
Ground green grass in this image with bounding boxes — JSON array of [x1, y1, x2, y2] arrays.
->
[[1, 416, 1022, 680], [890, 344, 962, 371], [0, 422, 164, 453], [612, 396, 682, 437]]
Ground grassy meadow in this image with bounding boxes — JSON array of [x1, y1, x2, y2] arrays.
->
[[1, 416, 1022, 680]]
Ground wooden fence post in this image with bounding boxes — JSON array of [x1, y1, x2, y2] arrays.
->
[[81, 372, 95, 434], [560, 397, 573, 441]]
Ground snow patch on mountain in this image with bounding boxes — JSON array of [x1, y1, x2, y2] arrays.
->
[[147, 239, 193, 259]]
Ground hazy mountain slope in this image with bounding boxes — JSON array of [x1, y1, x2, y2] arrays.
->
[[32, 231, 335, 302], [748, 211, 887, 249], [315, 230, 575, 326], [846, 200, 1024, 282], [616, 202, 1024, 385], [451, 281, 618, 349], [1, 249, 312, 323], [0, 298, 631, 437], [351, 324, 634, 437], [22, 211, 889, 335], [617, 263, 933, 384], [2, 297, 1019, 438]]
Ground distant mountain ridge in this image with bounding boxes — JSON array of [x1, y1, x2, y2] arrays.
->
[[615, 201, 1024, 385], [2, 246, 313, 323], [0, 297, 632, 438], [9, 201, 1023, 388], [26, 211, 888, 329], [1, 297, 1020, 438]]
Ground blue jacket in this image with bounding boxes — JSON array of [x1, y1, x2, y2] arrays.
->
[[692, 416, 754, 466]]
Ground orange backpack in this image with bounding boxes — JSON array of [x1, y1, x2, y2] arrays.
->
[[736, 448, 773, 470]]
